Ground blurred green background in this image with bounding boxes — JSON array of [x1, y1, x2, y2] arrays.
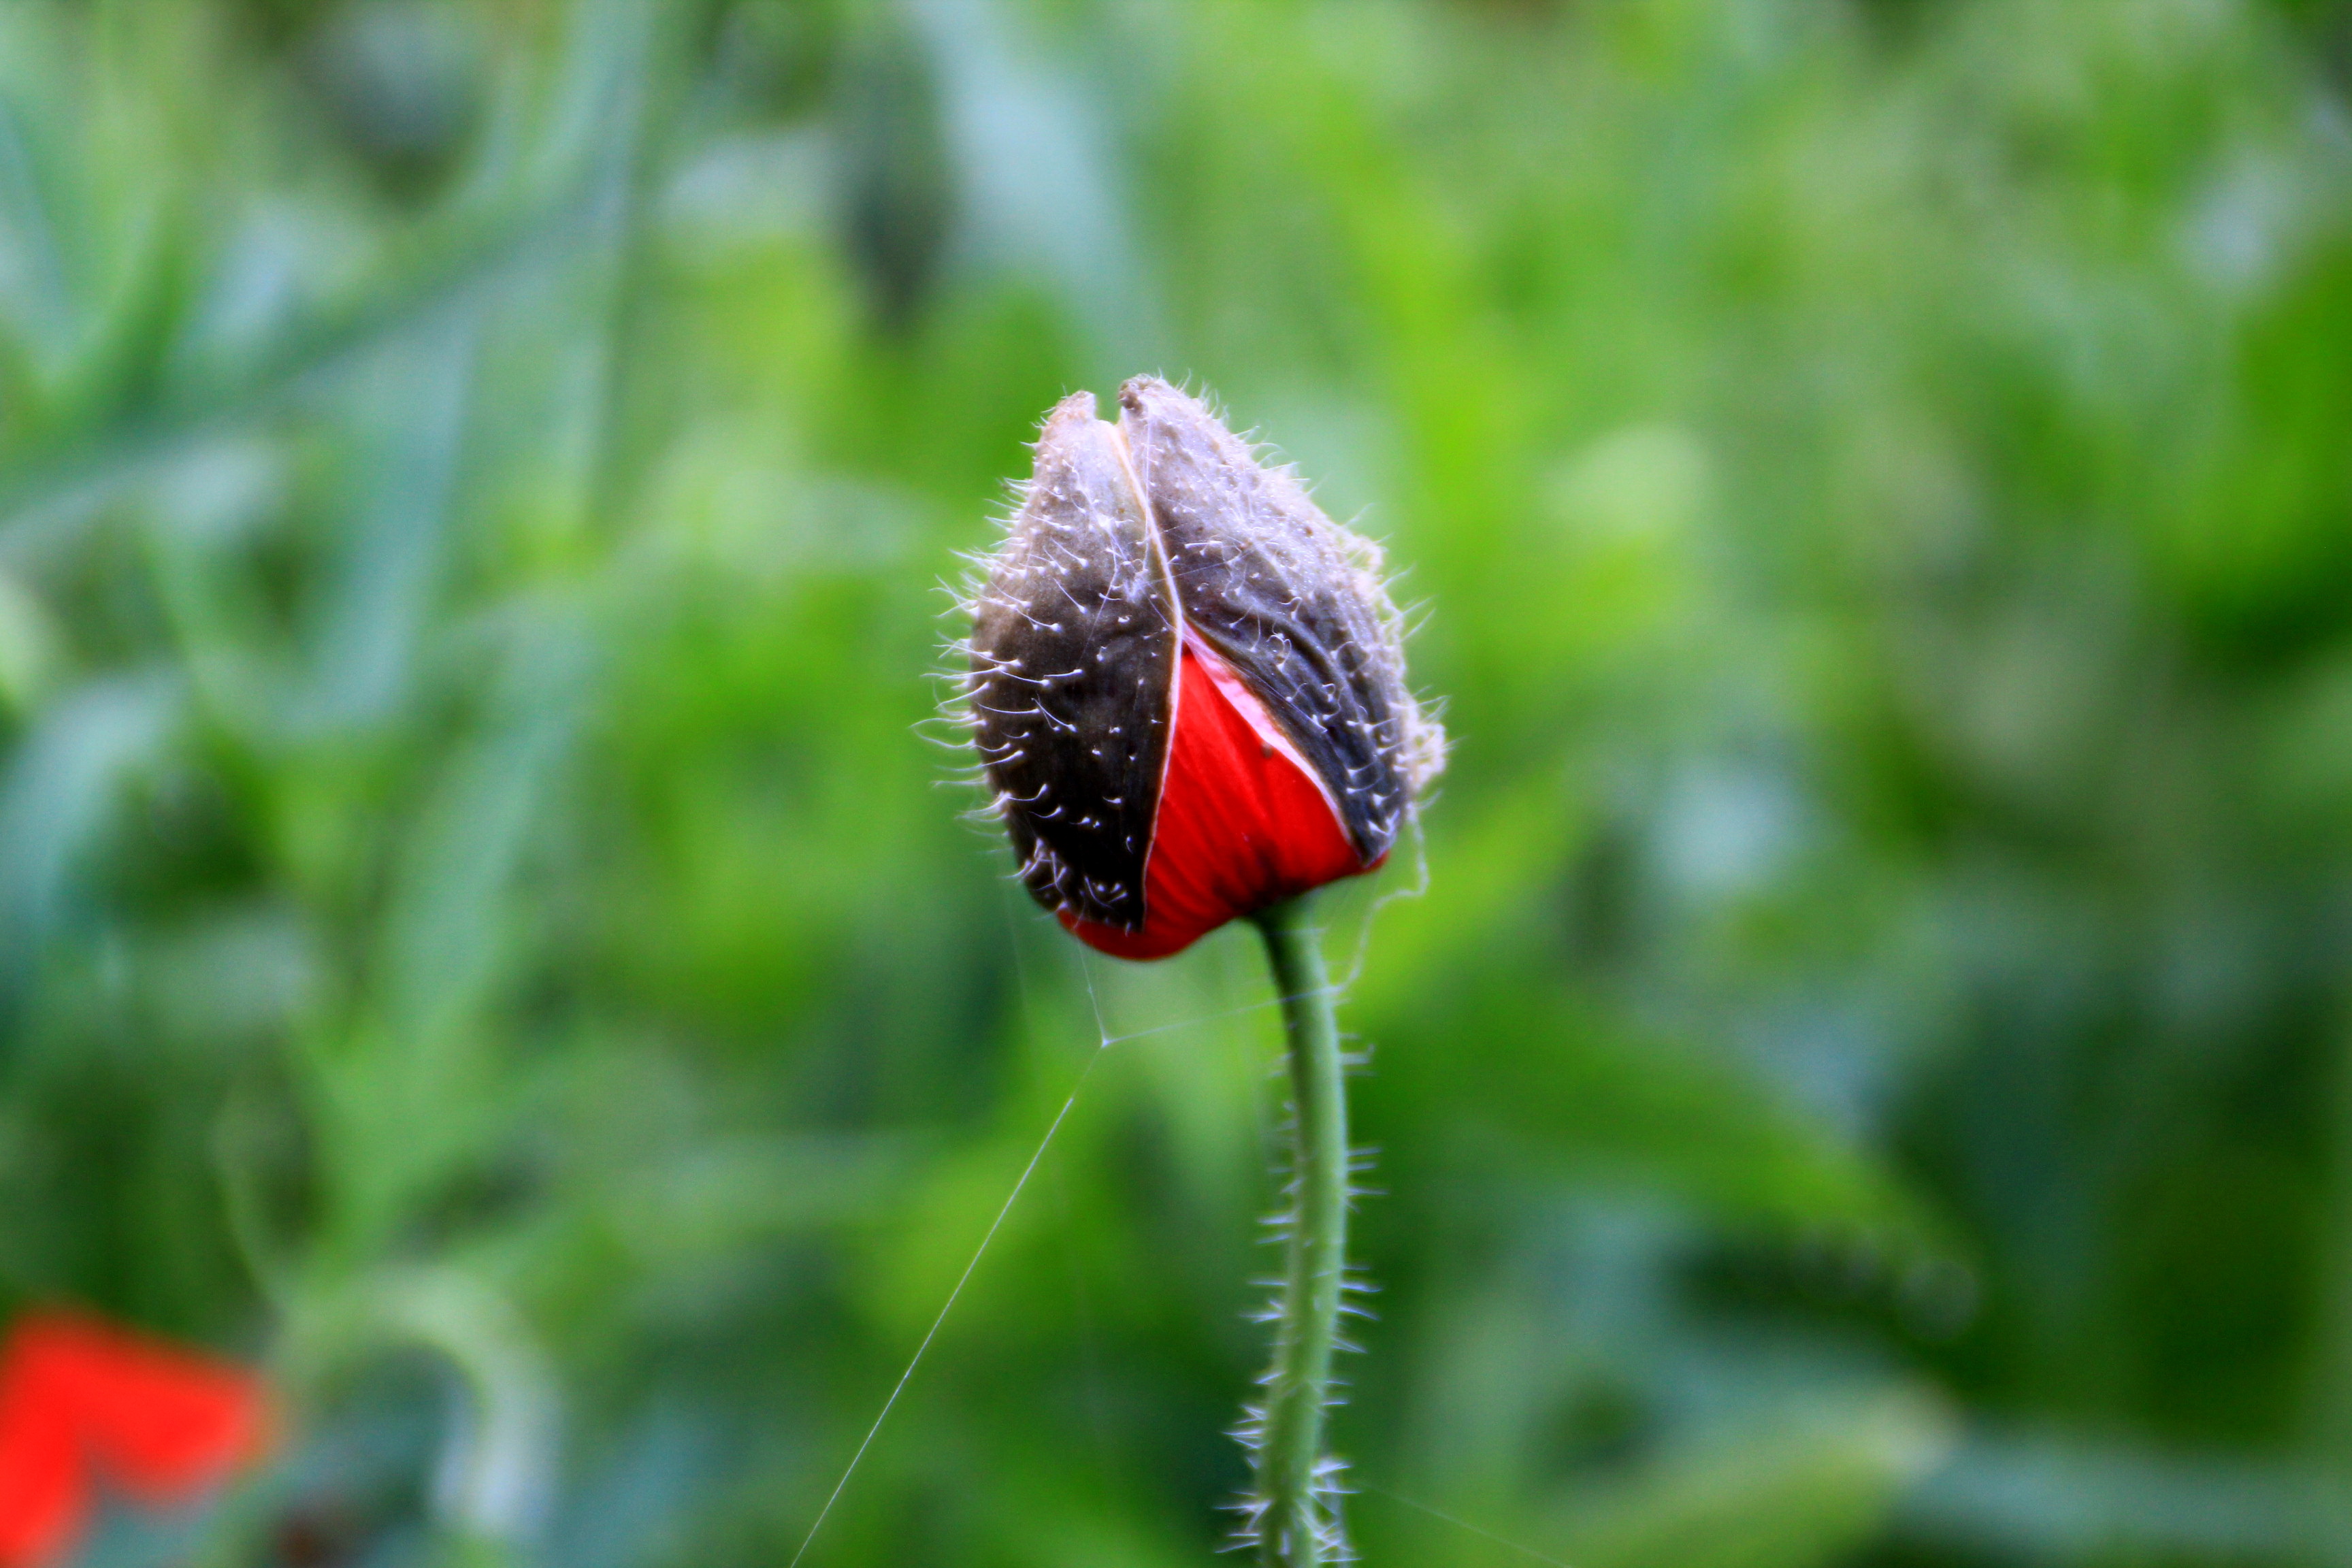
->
[[5, 0, 2352, 1563]]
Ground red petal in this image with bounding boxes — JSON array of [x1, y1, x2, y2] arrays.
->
[[0, 1344, 81, 1561], [0, 1326, 86, 1568], [1066, 635, 1371, 960], [12, 1313, 271, 1507]]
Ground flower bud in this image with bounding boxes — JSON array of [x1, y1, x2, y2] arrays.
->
[[968, 377, 1442, 960]]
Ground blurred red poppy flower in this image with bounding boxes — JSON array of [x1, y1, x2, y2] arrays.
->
[[0, 1311, 272, 1567]]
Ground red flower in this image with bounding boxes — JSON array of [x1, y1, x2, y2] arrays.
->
[[0, 1312, 272, 1567]]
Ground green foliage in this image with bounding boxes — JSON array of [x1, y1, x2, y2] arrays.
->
[[4, 0, 2351, 1563]]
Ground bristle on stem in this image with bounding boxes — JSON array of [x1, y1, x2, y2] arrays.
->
[[1239, 895, 1354, 1567]]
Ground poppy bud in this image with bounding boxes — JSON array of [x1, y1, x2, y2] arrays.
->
[[968, 377, 1442, 960]]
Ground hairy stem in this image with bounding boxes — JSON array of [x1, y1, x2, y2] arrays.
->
[[1251, 895, 1350, 1567]]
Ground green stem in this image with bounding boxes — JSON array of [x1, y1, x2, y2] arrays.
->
[[1251, 896, 1351, 1567]]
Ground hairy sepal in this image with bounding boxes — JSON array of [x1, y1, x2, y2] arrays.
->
[[967, 393, 1179, 930]]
